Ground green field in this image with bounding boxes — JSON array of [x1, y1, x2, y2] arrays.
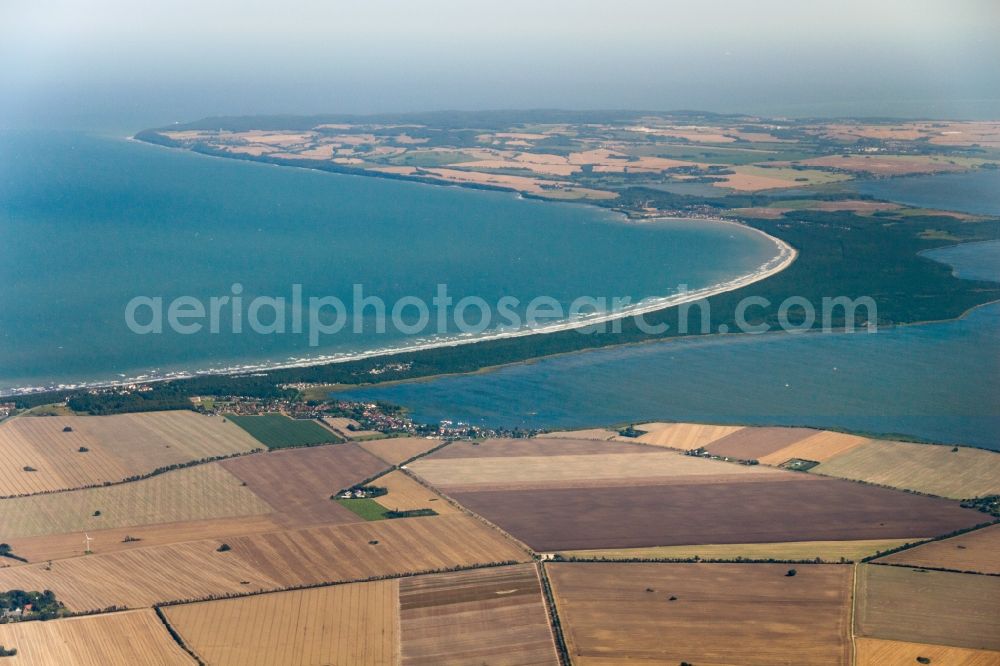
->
[[225, 414, 338, 449], [336, 498, 389, 520], [335, 498, 438, 521]]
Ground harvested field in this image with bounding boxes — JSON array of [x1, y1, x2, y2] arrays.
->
[[626, 422, 743, 450], [783, 199, 902, 213], [226, 414, 338, 449], [450, 158, 580, 177], [536, 429, 617, 441], [856, 638, 1000, 666], [411, 450, 782, 492], [3, 514, 284, 564], [855, 565, 1000, 650], [627, 125, 737, 143], [220, 443, 388, 526], [0, 463, 272, 538], [548, 562, 852, 665], [0, 411, 261, 496], [783, 155, 974, 176], [321, 417, 380, 440], [0, 609, 194, 665], [758, 430, 869, 465], [358, 436, 444, 465], [561, 539, 914, 563], [369, 166, 615, 200], [448, 477, 984, 551], [703, 426, 817, 460], [0, 515, 527, 610], [812, 440, 1000, 498], [876, 524, 1000, 574], [372, 471, 458, 514], [715, 165, 850, 191], [427, 437, 648, 459], [726, 199, 903, 220], [164, 580, 399, 666], [723, 206, 787, 219], [399, 564, 558, 665]]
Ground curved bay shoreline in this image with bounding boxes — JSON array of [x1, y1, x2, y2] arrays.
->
[[6, 134, 999, 404], [2, 202, 796, 397]]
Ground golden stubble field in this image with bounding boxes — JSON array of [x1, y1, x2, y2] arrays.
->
[[371, 470, 459, 515], [0, 463, 273, 538], [358, 436, 444, 465], [560, 539, 914, 563], [855, 638, 1000, 666], [164, 580, 399, 666], [0, 412, 262, 496], [0, 515, 529, 610], [813, 440, 1000, 499], [409, 447, 782, 492], [624, 422, 744, 450], [0, 609, 194, 665]]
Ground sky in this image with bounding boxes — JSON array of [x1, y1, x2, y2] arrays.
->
[[2, 0, 999, 130]]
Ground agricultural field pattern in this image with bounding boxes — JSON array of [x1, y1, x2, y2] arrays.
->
[[0, 410, 996, 664]]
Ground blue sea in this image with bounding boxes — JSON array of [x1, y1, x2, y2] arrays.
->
[[0, 131, 776, 392]]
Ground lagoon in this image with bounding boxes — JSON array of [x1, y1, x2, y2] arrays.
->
[[340, 242, 1000, 449]]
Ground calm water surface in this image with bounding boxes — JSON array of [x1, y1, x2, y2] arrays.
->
[[342, 241, 1000, 449]]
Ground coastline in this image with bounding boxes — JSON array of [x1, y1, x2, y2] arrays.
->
[[0, 205, 796, 397], [7, 136, 990, 400]]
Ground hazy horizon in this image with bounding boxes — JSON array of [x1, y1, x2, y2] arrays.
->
[[3, 0, 999, 131]]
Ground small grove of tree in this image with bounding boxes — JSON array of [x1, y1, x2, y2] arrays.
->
[[0, 589, 64, 619], [0, 645, 17, 657], [786, 569, 797, 577], [216, 544, 231, 552], [384, 508, 437, 519]]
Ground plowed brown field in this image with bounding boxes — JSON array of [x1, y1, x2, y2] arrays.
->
[[448, 478, 984, 551], [220, 443, 389, 525]]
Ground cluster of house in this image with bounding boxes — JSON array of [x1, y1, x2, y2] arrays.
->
[[337, 485, 383, 500], [0, 403, 15, 418], [0, 604, 32, 620]]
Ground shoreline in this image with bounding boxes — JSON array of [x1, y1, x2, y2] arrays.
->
[[7, 136, 987, 400], [0, 207, 796, 397]]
